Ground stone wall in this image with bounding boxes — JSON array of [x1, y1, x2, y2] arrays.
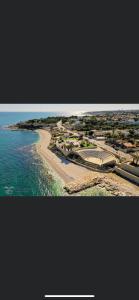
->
[[56, 141, 68, 156], [115, 167, 139, 185], [120, 163, 139, 177]]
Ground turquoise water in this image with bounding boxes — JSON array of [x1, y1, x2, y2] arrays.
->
[[0, 112, 64, 196]]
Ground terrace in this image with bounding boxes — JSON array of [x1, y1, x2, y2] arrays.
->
[[76, 148, 116, 168]]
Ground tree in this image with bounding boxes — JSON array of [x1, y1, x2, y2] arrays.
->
[[129, 129, 135, 137], [133, 152, 139, 165], [80, 141, 85, 147], [88, 130, 94, 136], [112, 127, 115, 137], [79, 133, 83, 139], [66, 143, 73, 152]]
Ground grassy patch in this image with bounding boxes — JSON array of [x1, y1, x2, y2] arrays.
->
[[77, 186, 111, 196], [64, 137, 79, 141]]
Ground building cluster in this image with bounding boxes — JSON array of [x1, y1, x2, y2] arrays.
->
[[48, 110, 139, 172], [49, 122, 117, 171]]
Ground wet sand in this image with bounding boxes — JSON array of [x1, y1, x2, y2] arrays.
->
[[36, 129, 139, 195]]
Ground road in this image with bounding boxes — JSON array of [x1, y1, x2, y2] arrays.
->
[[88, 137, 132, 162], [57, 122, 133, 163]]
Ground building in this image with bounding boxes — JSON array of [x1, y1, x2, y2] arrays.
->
[[76, 149, 116, 167], [95, 136, 106, 140], [94, 131, 106, 140], [56, 139, 116, 170], [123, 142, 135, 149], [67, 148, 116, 169]]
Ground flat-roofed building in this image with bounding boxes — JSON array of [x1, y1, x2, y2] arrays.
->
[[75, 149, 116, 168]]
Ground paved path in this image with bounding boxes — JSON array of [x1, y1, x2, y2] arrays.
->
[[35, 129, 139, 195], [88, 138, 132, 162]]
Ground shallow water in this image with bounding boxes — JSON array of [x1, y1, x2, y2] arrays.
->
[[0, 112, 65, 196]]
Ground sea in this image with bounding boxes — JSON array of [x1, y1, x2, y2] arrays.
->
[[0, 112, 65, 196]]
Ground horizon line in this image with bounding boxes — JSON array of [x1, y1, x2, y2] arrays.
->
[[0, 108, 139, 113]]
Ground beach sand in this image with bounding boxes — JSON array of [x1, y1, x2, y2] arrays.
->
[[35, 129, 95, 184], [35, 129, 139, 196]]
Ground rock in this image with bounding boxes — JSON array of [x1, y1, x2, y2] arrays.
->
[[64, 176, 102, 194]]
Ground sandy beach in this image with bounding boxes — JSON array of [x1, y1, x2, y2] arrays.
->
[[35, 129, 94, 184], [35, 129, 139, 195]]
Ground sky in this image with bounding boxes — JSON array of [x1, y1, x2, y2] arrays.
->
[[0, 103, 139, 113]]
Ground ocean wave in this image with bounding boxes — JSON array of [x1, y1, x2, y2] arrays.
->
[[17, 145, 33, 152]]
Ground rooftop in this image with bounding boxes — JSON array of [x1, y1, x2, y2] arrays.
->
[[77, 149, 115, 160], [123, 142, 135, 148]]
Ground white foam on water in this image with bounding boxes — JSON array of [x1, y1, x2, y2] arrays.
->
[[4, 186, 14, 195]]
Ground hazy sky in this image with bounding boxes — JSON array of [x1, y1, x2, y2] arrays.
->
[[0, 103, 139, 113]]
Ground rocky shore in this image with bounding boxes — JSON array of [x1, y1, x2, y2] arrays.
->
[[7, 126, 139, 196], [64, 173, 138, 196], [35, 130, 139, 196], [64, 174, 102, 194]]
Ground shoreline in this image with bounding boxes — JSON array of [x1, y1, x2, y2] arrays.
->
[[35, 129, 139, 196], [35, 129, 99, 185], [35, 129, 74, 184]]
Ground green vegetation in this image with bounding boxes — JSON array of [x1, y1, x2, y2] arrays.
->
[[14, 112, 139, 133], [12, 112, 139, 157], [64, 137, 78, 142], [78, 186, 111, 196], [80, 140, 96, 148], [132, 152, 139, 165], [16, 116, 68, 129]]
